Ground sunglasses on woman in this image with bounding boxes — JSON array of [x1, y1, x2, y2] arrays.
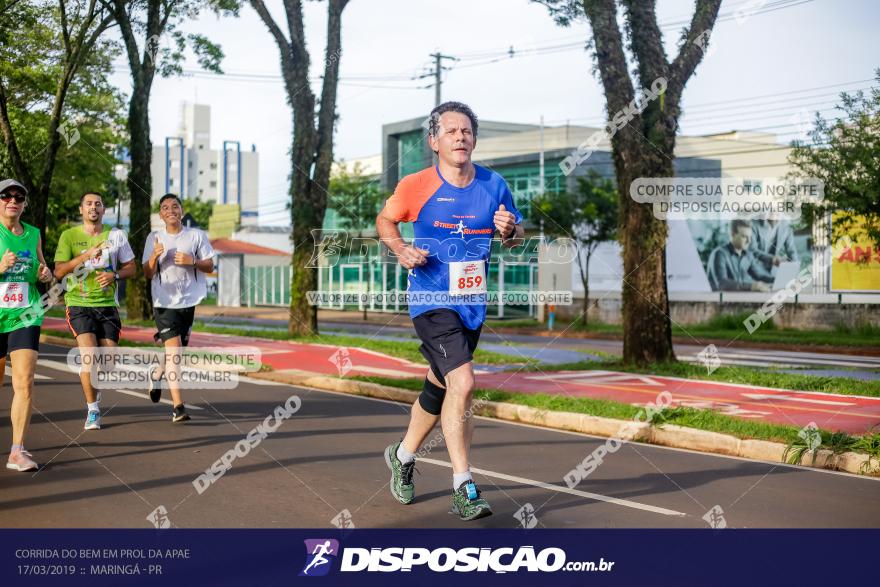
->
[[0, 193, 26, 203]]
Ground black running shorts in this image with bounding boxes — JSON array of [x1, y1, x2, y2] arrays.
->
[[66, 306, 122, 342], [153, 306, 196, 346], [0, 325, 40, 356], [412, 308, 482, 384]]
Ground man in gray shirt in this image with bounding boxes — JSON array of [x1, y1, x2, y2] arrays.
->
[[707, 220, 774, 291], [750, 218, 798, 270]]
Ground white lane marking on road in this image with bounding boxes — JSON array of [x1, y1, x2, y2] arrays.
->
[[418, 457, 687, 517], [741, 393, 856, 406], [6, 371, 50, 380], [243, 375, 290, 386], [113, 389, 204, 410], [526, 371, 663, 386], [37, 360, 204, 410], [681, 357, 802, 369], [706, 351, 880, 368], [37, 359, 78, 372], [681, 355, 880, 370]]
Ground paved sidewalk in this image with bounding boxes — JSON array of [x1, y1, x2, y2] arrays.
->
[[41, 318, 880, 435]]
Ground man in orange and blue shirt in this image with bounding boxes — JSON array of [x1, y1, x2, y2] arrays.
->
[[377, 101, 524, 521]]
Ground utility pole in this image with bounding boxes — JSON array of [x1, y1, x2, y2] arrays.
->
[[416, 52, 458, 106], [539, 115, 545, 194]]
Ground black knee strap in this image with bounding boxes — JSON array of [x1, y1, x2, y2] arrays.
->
[[418, 378, 446, 415]]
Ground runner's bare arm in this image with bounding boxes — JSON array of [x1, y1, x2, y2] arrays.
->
[[0, 249, 16, 274], [143, 237, 164, 280], [116, 259, 136, 279], [501, 223, 524, 248], [376, 208, 427, 269], [54, 240, 107, 279], [494, 204, 524, 248], [194, 257, 214, 273], [36, 236, 52, 283]]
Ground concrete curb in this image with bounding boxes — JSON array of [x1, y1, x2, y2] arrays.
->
[[248, 370, 880, 477]]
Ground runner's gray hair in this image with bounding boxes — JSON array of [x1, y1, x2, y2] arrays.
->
[[428, 101, 479, 138]]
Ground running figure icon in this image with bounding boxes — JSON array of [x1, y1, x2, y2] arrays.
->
[[302, 541, 335, 575]]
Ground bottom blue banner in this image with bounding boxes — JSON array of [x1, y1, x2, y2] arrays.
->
[[1, 529, 875, 586]]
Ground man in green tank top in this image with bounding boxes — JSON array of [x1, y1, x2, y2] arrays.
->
[[54, 193, 135, 431], [0, 179, 53, 472]]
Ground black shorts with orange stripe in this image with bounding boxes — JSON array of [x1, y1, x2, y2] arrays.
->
[[66, 306, 122, 342]]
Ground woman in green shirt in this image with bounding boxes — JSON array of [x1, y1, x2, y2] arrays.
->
[[0, 179, 53, 472]]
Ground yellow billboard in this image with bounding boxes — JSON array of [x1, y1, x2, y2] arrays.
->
[[831, 214, 880, 292]]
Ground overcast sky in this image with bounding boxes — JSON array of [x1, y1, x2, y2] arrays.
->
[[107, 0, 879, 225]]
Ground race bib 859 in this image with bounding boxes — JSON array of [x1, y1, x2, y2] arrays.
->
[[448, 261, 487, 296]]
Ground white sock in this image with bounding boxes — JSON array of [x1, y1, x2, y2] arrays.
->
[[11, 444, 23, 453], [87, 402, 99, 413], [453, 471, 473, 490], [396, 443, 415, 464]]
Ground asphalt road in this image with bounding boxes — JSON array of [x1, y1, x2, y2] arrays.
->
[[2, 343, 878, 529]]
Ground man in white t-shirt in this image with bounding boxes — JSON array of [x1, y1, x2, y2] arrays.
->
[[142, 193, 215, 423]]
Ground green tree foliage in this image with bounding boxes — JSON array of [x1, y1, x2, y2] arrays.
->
[[789, 71, 880, 246], [534, 0, 722, 364], [328, 161, 385, 237], [151, 196, 214, 230], [0, 0, 125, 258], [530, 170, 618, 326], [249, 0, 351, 336], [327, 160, 385, 321], [102, 0, 237, 319]]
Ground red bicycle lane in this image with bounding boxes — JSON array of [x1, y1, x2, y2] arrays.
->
[[42, 318, 880, 434]]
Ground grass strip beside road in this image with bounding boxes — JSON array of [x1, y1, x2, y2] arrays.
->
[[487, 314, 880, 349], [52, 319, 878, 397]]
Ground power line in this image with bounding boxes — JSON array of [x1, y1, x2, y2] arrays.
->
[[448, 0, 817, 70], [540, 79, 872, 126], [109, 0, 820, 94]]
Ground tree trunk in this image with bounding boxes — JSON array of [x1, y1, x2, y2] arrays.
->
[[363, 244, 369, 322], [617, 156, 675, 364], [288, 180, 322, 336], [251, 0, 348, 337], [575, 246, 590, 329], [125, 78, 153, 321], [580, 0, 721, 365], [30, 75, 71, 241], [581, 250, 592, 329]]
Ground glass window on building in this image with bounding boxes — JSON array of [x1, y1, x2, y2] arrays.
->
[[398, 130, 427, 179], [494, 160, 565, 220], [743, 179, 763, 194]]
